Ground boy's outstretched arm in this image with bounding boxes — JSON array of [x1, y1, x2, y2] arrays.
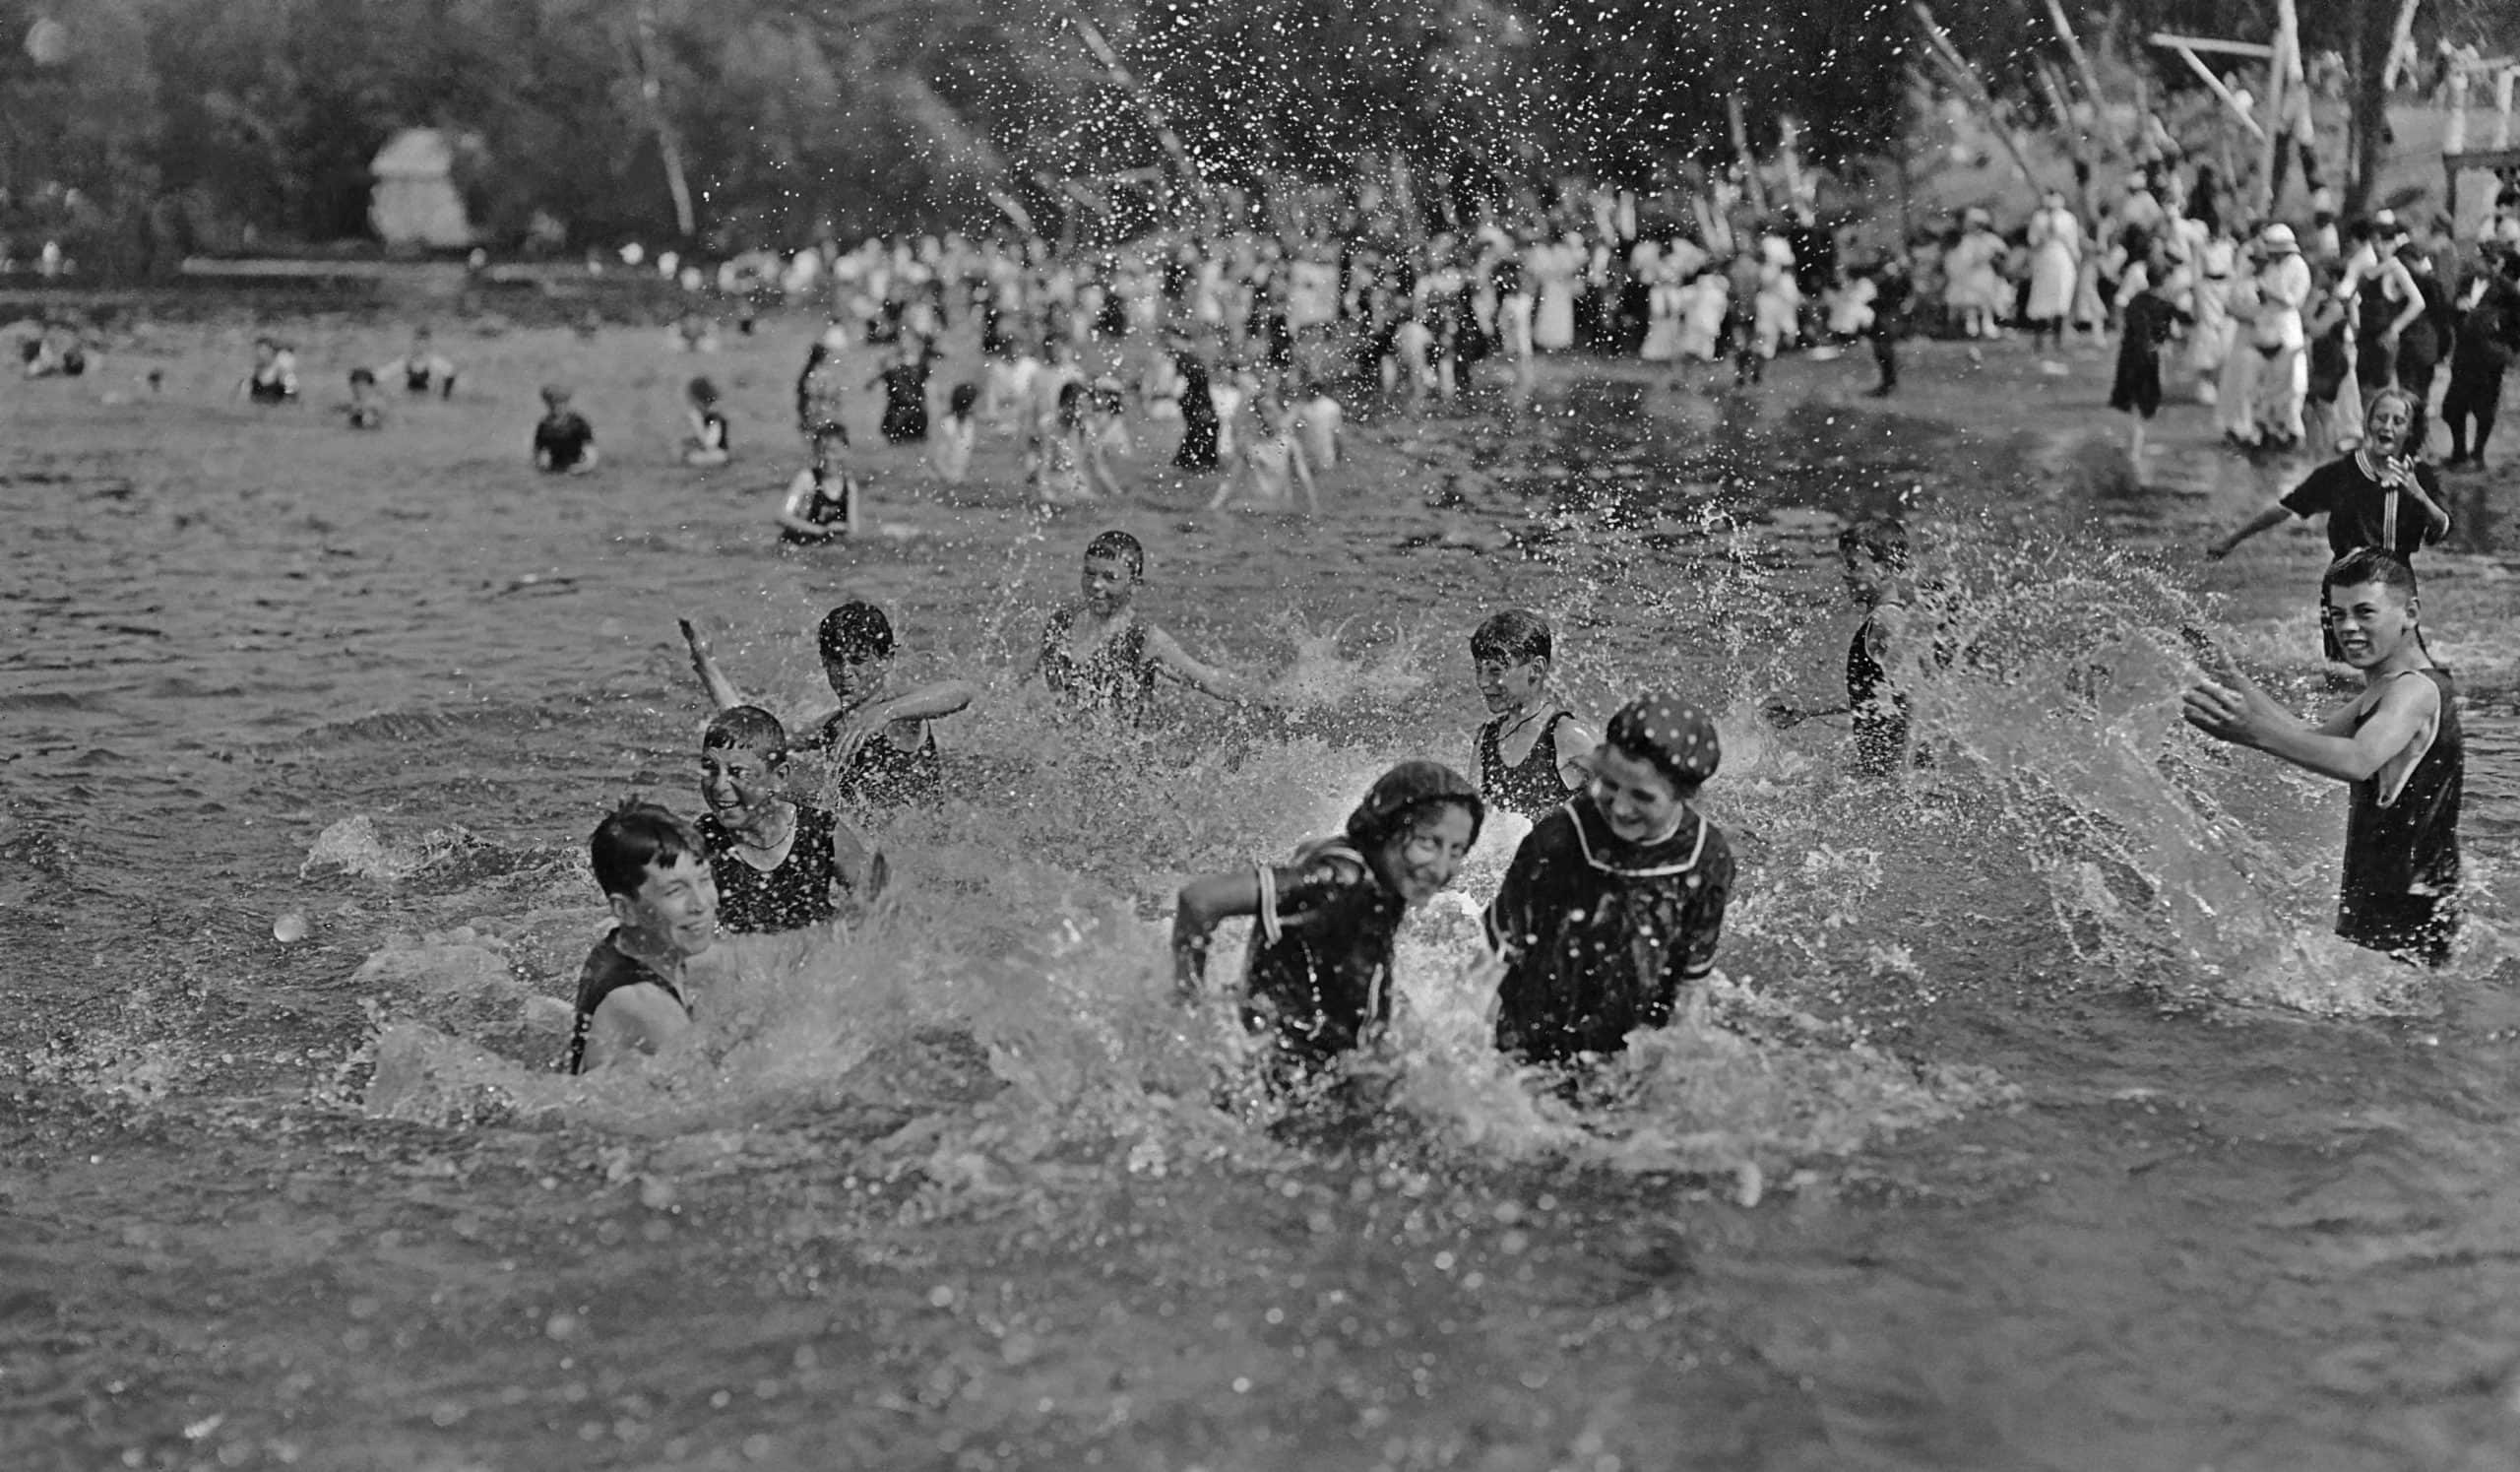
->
[[2182, 666, 2438, 784], [817, 678, 978, 760], [679, 618, 748, 712], [1143, 626, 1275, 706], [1172, 870, 1264, 998]]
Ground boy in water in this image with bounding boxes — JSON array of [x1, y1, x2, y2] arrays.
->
[[681, 603, 975, 808], [1486, 693, 1735, 1065], [568, 802, 717, 1074], [1030, 530, 1276, 723], [2182, 549, 2463, 965], [1175, 761, 1483, 1081], [533, 385, 598, 474], [387, 327, 458, 398], [1468, 609, 1598, 819], [692, 706, 884, 933], [1767, 518, 1934, 776]]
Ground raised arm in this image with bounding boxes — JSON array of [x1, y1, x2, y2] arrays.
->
[[679, 618, 749, 712], [816, 678, 978, 760], [1547, 715, 1600, 792], [1172, 868, 1265, 996]]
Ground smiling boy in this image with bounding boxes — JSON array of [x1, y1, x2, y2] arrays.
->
[[568, 803, 717, 1074], [1469, 609, 1598, 819], [2182, 549, 2463, 965]]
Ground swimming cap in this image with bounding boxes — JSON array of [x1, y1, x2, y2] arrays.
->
[[1605, 693, 1721, 790], [1345, 761, 1483, 851]]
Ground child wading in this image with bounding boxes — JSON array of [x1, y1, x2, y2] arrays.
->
[[568, 802, 717, 1074], [692, 706, 884, 933], [1487, 693, 1735, 1065], [1467, 609, 1598, 819], [2181, 549, 2463, 965], [1030, 530, 1273, 723], [533, 385, 598, 474], [1174, 761, 1482, 1080], [682, 604, 975, 809]]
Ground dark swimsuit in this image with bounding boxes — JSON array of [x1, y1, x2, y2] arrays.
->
[[831, 722, 942, 806], [696, 805, 842, 933], [783, 468, 854, 544], [1847, 613, 1907, 777], [1040, 608, 1159, 722], [1477, 711, 1574, 818], [1487, 796, 1736, 1064], [2339, 667, 2463, 966], [565, 929, 689, 1075], [1242, 838, 1405, 1075]]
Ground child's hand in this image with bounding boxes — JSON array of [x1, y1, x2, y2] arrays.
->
[[822, 713, 886, 766]]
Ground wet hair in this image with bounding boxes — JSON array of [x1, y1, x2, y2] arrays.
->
[[1344, 760, 1484, 854], [2322, 548, 2419, 603], [702, 704, 789, 763], [1838, 516, 1912, 568], [687, 375, 719, 406], [1085, 529, 1145, 579], [540, 383, 572, 406], [1469, 608, 1553, 667], [816, 600, 896, 663], [347, 366, 376, 387], [591, 800, 707, 899], [948, 381, 979, 416]]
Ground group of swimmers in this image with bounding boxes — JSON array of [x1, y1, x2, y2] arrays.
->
[[565, 474, 2471, 1091], [566, 527, 1739, 1083]]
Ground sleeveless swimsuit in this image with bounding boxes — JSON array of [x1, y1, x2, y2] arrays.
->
[[696, 805, 842, 933], [565, 930, 688, 1075], [1242, 837, 1405, 1074], [833, 722, 942, 806], [1847, 613, 1906, 776], [2340, 667, 2463, 965], [1477, 711, 1574, 818], [1039, 608, 1158, 722]]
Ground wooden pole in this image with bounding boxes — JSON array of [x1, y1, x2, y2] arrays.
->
[[2167, 44, 2267, 138], [2043, 0, 2122, 149], [2258, 0, 2298, 216], [1913, 3, 2048, 193], [1063, 6, 1204, 195], [2381, 0, 2423, 92], [1727, 92, 1769, 218]]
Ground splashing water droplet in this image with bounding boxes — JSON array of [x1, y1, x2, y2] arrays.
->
[[272, 911, 309, 944]]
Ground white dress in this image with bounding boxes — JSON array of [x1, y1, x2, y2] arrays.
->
[[2026, 206, 2082, 322], [1531, 242, 1579, 352]]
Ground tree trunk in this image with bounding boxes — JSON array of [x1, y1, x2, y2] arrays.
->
[[2346, 0, 2396, 217]]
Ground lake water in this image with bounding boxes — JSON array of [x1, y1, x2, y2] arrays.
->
[[8, 316, 2520, 1471]]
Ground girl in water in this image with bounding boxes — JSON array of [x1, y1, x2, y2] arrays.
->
[[1487, 693, 1735, 1066], [776, 423, 858, 543], [1209, 392, 1318, 514], [928, 382, 978, 484], [680, 377, 731, 467], [1171, 353, 1221, 472], [1174, 761, 1483, 1082], [1030, 381, 1120, 506], [1030, 530, 1275, 722]]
